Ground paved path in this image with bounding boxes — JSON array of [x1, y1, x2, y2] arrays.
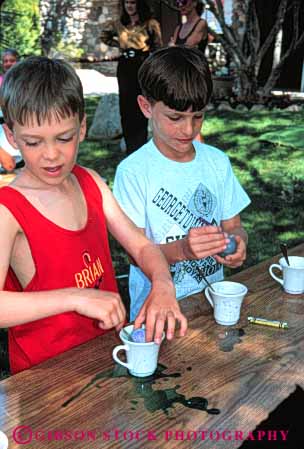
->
[[75, 69, 118, 96]]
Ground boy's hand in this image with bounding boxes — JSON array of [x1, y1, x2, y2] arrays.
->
[[181, 225, 229, 260], [214, 235, 246, 268], [72, 289, 126, 331], [134, 283, 188, 344]]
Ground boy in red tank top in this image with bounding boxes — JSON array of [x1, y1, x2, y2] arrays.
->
[[0, 57, 187, 374]]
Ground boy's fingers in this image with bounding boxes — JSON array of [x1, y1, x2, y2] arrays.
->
[[165, 312, 176, 340], [145, 312, 157, 342], [134, 308, 146, 330], [178, 314, 188, 336], [190, 226, 222, 236], [98, 320, 106, 329], [154, 314, 166, 344], [117, 302, 126, 324], [110, 311, 121, 328], [115, 322, 124, 332]]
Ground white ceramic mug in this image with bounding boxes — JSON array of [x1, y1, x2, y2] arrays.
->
[[269, 256, 304, 294], [112, 325, 164, 377], [205, 281, 248, 326]]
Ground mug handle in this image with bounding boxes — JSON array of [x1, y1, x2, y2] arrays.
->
[[112, 344, 131, 369], [269, 264, 283, 286], [204, 287, 214, 308]]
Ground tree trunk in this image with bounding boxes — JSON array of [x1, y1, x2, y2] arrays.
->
[[203, 0, 304, 103]]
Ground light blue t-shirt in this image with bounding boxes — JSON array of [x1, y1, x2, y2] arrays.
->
[[114, 139, 251, 320]]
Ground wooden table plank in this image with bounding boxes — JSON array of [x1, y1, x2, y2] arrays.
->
[[0, 244, 303, 449], [0, 173, 17, 188]]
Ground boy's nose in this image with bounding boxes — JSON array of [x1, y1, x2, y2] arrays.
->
[[43, 143, 60, 160], [182, 120, 195, 137]]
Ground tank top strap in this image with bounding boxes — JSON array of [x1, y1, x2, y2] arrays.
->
[[177, 18, 202, 44], [72, 164, 104, 212], [0, 165, 104, 262], [0, 186, 49, 285], [0, 186, 39, 231], [191, 18, 203, 35], [0, 164, 101, 230]]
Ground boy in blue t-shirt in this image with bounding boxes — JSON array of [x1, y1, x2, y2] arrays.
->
[[114, 46, 251, 321]]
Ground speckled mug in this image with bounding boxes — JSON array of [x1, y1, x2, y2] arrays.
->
[[269, 256, 304, 294], [205, 281, 248, 326], [112, 324, 164, 377]]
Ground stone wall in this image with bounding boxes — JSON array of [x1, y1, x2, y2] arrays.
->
[[82, 0, 120, 59], [40, 0, 120, 60], [39, 0, 172, 60]]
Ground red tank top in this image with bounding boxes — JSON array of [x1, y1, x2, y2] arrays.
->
[[0, 165, 118, 374]]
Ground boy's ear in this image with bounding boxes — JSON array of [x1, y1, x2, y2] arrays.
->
[[2, 124, 19, 149], [79, 114, 87, 143], [137, 95, 153, 119]]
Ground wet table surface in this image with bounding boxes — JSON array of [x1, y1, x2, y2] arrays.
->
[[0, 244, 304, 449]]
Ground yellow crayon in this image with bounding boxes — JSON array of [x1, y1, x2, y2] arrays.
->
[[247, 316, 288, 329]]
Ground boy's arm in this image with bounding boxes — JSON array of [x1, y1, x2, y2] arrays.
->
[[157, 215, 247, 269], [157, 226, 229, 264], [0, 205, 126, 329], [90, 170, 188, 343]]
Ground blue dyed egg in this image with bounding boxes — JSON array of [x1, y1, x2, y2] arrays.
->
[[131, 328, 146, 343], [219, 235, 237, 257]]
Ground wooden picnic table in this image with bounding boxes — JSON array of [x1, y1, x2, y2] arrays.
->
[[0, 244, 303, 449], [0, 173, 17, 188]]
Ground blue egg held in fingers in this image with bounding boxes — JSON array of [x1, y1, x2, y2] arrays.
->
[[131, 328, 146, 343], [219, 235, 237, 257]]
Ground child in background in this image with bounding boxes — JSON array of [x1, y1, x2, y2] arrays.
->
[[0, 48, 22, 172], [0, 56, 187, 374]]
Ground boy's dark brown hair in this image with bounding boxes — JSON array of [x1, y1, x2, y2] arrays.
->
[[138, 46, 212, 112], [0, 56, 84, 129]]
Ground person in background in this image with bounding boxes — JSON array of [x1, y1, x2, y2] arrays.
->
[[170, 0, 208, 54], [0, 48, 19, 87], [100, 0, 162, 155], [170, 0, 209, 143], [0, 48, 21, 172]]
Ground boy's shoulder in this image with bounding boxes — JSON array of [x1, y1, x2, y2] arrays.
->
[[116, 140, 155, 172], [116, 141, 230, 176], [194, 141, 228, 160]]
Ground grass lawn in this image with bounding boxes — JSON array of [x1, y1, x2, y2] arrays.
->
[[203, 108, 304, 273], [80, 98, 304, 281]]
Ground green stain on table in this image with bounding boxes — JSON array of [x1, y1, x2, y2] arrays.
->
[[62, 363, 220, 415]]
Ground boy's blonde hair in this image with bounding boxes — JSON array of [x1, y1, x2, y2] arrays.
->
[[0, 56, 84, 129]]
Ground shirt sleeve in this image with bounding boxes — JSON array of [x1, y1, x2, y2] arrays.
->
[[113, 165, 147, 229], [221, 156, 251, 220]]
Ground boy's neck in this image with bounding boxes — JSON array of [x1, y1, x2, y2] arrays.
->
[[13, 167, 74, 193], [153, 137, 196, 163]]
